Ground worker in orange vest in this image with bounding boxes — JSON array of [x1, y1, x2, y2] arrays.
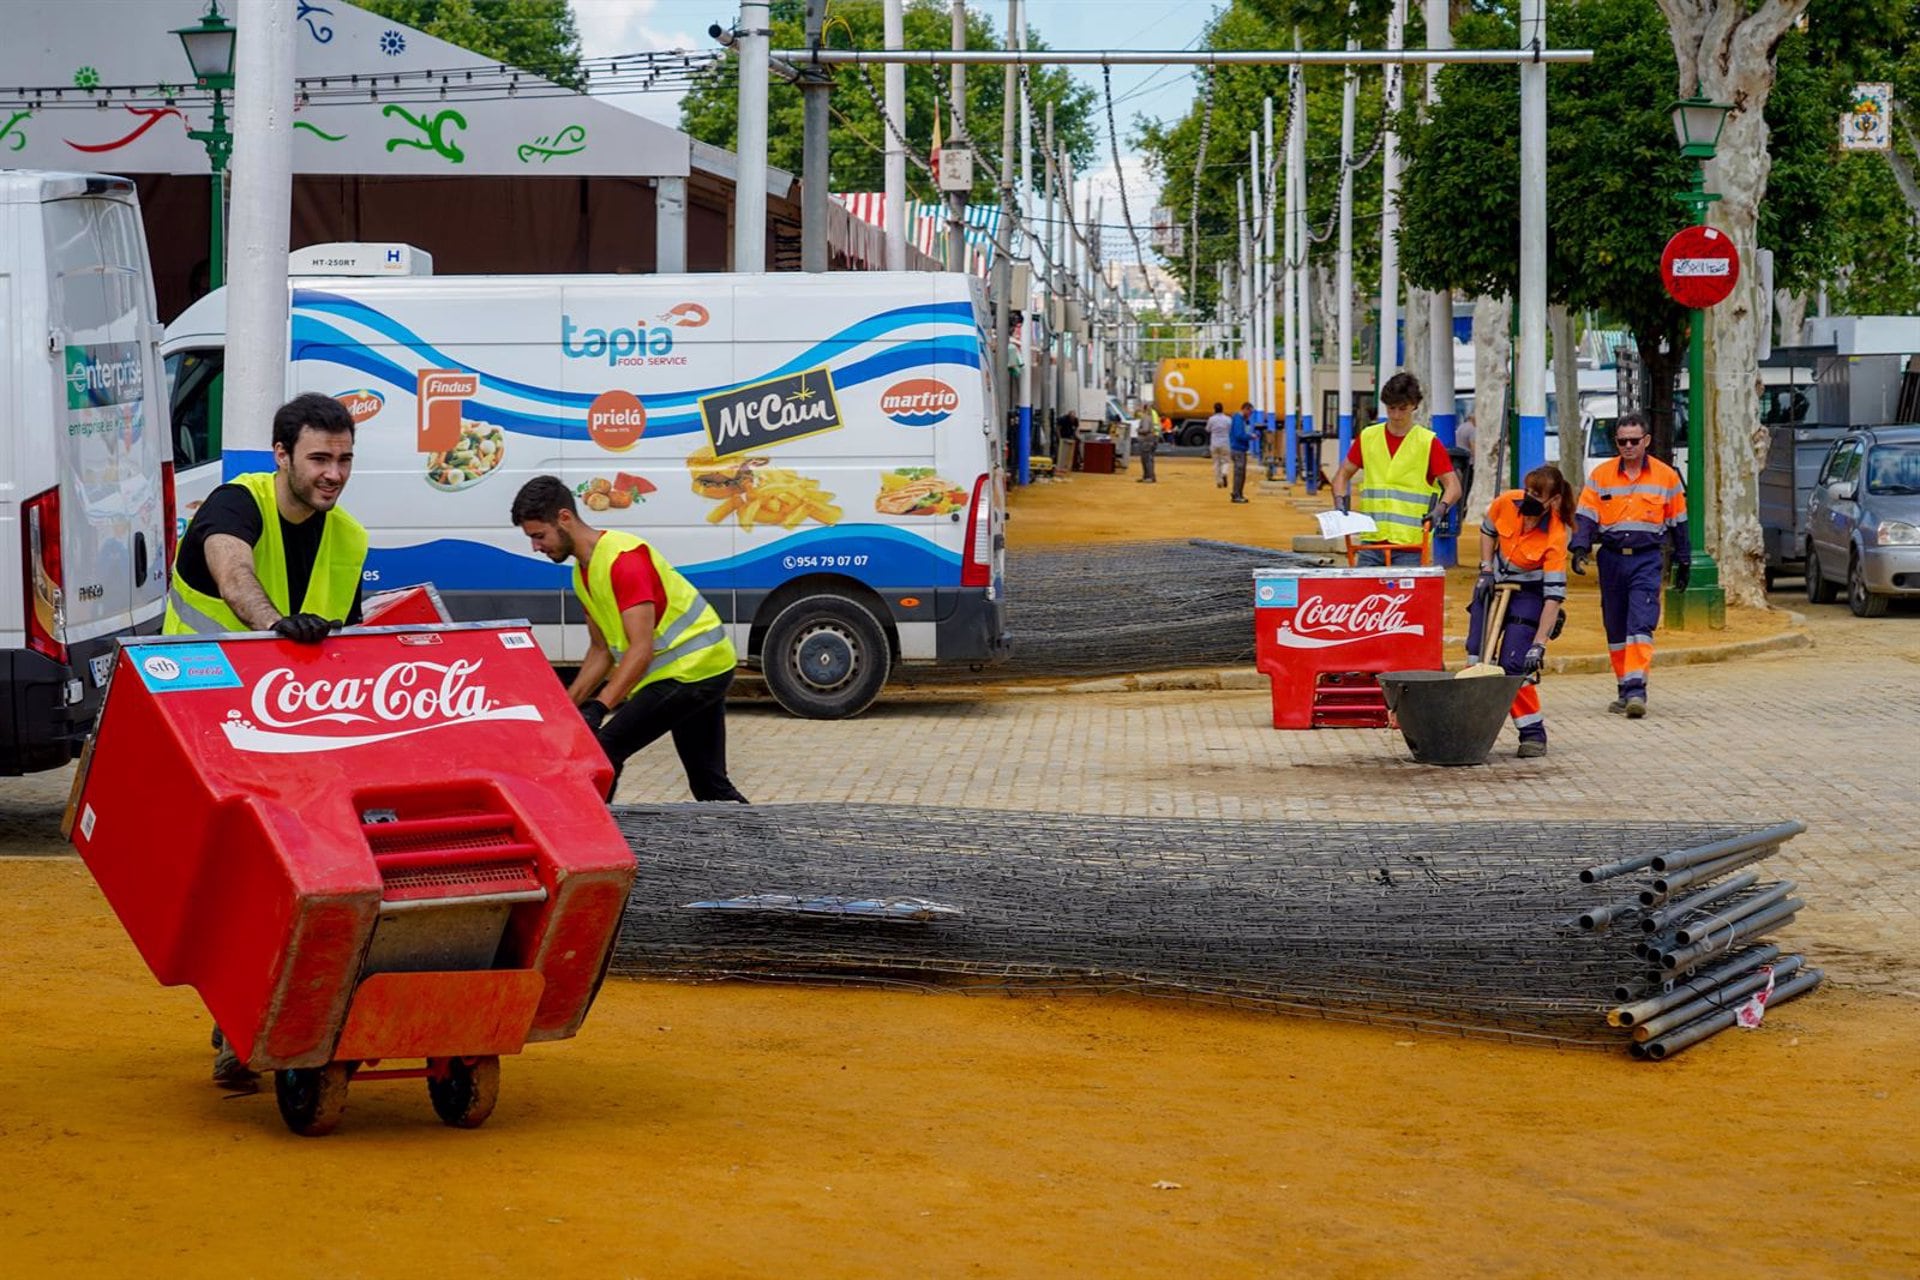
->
[[1469, 465, 1575, 758], [1569, 412, 1689, 719]]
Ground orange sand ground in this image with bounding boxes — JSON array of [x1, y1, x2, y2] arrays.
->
[[2, 858, 1915, 1277], [1006, 453, 1793, 660]]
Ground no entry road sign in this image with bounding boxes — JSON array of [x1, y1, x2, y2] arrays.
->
[[1661, 225, 1740, 308]]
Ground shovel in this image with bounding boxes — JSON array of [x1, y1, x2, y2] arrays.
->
[[1459, 582, 1516, 679]]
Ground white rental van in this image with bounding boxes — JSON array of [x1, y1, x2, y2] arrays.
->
[[0, 171, 171, 773], [164, 259, 1008, 718]]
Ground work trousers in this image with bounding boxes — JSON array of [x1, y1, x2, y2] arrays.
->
[[1598, 548, 1663, 702], [597, 668, 748, 802], [1465, 586, 1548, 743], [1230, 449, 1250, 499], [1137, 441, 1158, 481], [1211, 444, 1232, 486]]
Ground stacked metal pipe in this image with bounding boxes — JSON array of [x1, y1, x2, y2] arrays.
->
[[610, 806, 1817, 1055], [961, 540, 1323, 679], [1575, 820, 1822, 1059]]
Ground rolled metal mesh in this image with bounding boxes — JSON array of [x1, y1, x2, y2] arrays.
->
[[609, 805, 1806, 1049], [975, 539, 1325, 678]]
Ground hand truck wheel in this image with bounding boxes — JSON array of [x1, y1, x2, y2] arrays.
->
[[427, 1055, 500, 1129], [275, 1062, 353, 1137]]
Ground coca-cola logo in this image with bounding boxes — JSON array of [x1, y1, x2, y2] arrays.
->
[[1275, 592, 1426, 649], [220, 658, 543, 754]]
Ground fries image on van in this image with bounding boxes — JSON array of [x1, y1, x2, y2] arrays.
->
[[687, 445, 840, 530]]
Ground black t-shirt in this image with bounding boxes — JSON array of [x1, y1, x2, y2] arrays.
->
[[175, 483, 363, 623]]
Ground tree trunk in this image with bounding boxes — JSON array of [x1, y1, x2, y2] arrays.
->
[[1775, 289, 1808, 347], [1406, 285, 1431, 401], [1659, 0, 1811, 609], [1640, 330, 1684, 466], [1469, 293, 1513, 519], [1549, 304, 1580, 483]]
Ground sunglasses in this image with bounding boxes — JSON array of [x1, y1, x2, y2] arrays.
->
[[1615, 436, 1648, 446]]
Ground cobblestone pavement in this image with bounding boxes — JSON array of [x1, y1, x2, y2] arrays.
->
[[5, 598, 1913, 992]]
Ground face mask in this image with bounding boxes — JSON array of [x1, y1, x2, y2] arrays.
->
[[1519, 494, 1546, 518]]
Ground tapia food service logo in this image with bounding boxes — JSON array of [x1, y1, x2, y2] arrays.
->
[[220, 658, 542, 754], [879, 378, 960, 427], [660, 301, 710, 327]]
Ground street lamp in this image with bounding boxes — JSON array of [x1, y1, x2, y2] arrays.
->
[[1667, 82, 1733, 629], [174, 0, 236, 292]]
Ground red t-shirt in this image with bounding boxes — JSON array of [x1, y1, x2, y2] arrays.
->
[[587, 547, 667, 620], [1346, 429, 1454, 484]]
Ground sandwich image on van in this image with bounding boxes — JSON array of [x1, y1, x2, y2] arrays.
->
[[163, 257, 1009, 719]]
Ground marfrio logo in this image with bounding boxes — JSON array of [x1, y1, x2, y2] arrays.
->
[[141, 655, 181, 682], [880, 378, 960, 427]]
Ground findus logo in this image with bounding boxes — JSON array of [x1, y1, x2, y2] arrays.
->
[[879, 378, 960, 427], [562, 315, 676, 366]]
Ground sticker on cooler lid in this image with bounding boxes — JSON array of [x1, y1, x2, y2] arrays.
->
[[79, 803, 96, 841], [130, 643, 242, 692], [1397, 578, 1415, 589], [498, 631, 536, 649], [1255, 578, 1299, 608]]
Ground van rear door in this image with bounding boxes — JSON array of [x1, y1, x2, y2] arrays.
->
[[45, 190, 169, 663]]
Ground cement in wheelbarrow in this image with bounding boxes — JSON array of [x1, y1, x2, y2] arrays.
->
[[1376, 669, 1528, 766]]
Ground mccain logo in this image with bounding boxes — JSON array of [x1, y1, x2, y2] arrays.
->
[[698, 367, 843, 459]]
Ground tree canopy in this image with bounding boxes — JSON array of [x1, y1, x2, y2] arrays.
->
[[677, 0, 1098, 204], [359, 0, 585, 89]]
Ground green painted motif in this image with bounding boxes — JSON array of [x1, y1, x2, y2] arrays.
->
[[517, 124, 586, 164], [295, 119, 348, 142], [381, 105, 466, 163], [73, 66, 100, 90], [0, 110, 29, 152]]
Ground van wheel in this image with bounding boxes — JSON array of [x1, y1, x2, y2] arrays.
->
[[1848, 553, 1889, 618], [1804, 543, 1836, 604], [762, 595, 891, 720]]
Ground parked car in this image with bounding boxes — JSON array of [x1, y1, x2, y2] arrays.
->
[[1803, 424, 1920, 617]]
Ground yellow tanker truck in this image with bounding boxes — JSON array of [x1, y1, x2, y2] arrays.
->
[[1153, 358, 1288, 446]]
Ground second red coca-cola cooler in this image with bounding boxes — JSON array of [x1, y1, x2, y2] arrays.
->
[[1253, 567, 1447, 728]]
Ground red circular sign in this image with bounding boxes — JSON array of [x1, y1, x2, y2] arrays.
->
[[1661, 225, 1740, 308]]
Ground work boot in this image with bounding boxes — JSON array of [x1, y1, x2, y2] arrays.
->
[[211, 1027, 259, 1092], [1607, 698, 1628, 714], [1231, 496, 1250, 504], [1624, 697, 1648, 720], [1517, 739, 1548, 758]]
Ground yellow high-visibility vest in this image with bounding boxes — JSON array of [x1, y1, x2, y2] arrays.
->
[[575, 529, 735, 697], [1356, 422, 1440, 545], [163, 471, 367, 634]]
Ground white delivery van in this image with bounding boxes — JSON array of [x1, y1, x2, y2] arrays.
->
[[164, 262, 1008, 719], [0, 171, 171, 773]]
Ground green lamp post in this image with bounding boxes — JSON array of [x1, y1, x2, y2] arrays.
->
[[1667, 82, 1733, 630], [173, 1, 237, 291]]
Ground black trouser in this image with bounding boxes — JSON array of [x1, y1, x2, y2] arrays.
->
[[1138, 442, 1157, 480], [1230, 448, 1250, 498], [598, 669, 748, 802]]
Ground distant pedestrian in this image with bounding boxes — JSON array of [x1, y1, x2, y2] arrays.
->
[[1569, 411, 1688, 719], [1229, 401, 1255, 503], [1134, 405, 1160, 483], [1329, 372, 1461, 565], [1206, 402, 1233, 488]]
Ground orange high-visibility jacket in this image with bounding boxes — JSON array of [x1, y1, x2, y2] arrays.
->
[[1481, 490, 1570, 600], [1575, 456, 1687, 552]]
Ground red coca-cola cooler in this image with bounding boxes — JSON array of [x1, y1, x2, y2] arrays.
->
[[1253, 567, 1447, 728], [64, 622, 635, 1135]]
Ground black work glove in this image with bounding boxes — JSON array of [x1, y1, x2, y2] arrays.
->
[[578, 700, 609, 732], [1570, 548, 1590, 576], [1671, 559, 1692, 593], [1335, 493, 1350, 514], [1523, 643, 1547, 680], [1423, 503, 1450, 533], [271, 613, 334, 645]]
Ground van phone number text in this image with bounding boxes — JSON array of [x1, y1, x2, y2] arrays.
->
[[782, 553, 871, 570]]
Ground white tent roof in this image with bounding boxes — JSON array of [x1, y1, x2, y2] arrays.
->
[[0, 0, 767, 181]]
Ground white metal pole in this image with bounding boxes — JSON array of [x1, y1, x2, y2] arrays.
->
[[1337, 10, 1357, 459], [222, 0, 297, 472], [1237, 176, 1250, 375], [884, 0, 906, 270], [734, 0, 771, 272], [1249, 127, 1265, 442], [1276, 93, 1294, 479], [1293, 57, 1313, 472], [1377, 0, 1405, 397], [1016, 6, 1032, 481], [1424, 0, 1455, 456], [1518, 0, 1548, 477]]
